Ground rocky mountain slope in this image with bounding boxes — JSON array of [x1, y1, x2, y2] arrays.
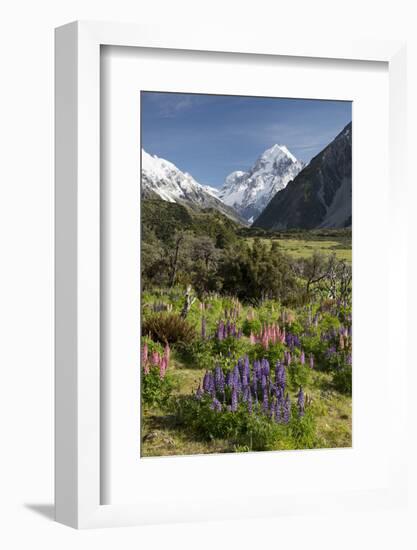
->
[[253, 123, 352, 230]]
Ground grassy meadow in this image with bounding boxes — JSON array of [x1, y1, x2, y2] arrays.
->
[[245, 236, 351, 262], [140, 200, 352, 457]]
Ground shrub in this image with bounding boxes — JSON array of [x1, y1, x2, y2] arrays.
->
[[242, 318, 262, 337], [175, 396, 287, 451], [287, 363, 312, 390], [300, 335, 324, 357], [211, 335, 250, 360], [142, 312, 196, 345], [288, 405, 317, 448], [142, 366, 177, 408], [332, 364, 352, 395], [141, 336, 176, 407], [247, 342, 286, 366], [180, 338, 216, 370], [319, 314, 340, 334]]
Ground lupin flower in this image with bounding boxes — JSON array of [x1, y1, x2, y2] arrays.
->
[[283, 394, 291, 424], [275, 361, 286, 390], [195, 385, 203, 400], [300, 351, 305, 365], [231, 389, 238, 412], [262, 387, 269, 413], [225, 371, 232, 388], [247, 390, 253, 414], [244, 355, 250, 378], [309, 354, 314, 369], [217, 320, 225, 341], [261, 358, 270, 378], [142, 342, 148, 366], [210, 398, 222, 412], [164, 343, 170, 364], [151, 350, 160, 366], [159, 356, 167, 379], [297, 387, 305, 417], [202, 371, 212, 393], [232, 364, 242, 393], [214, 365, 225, 393], [274, 398, 282, 423]]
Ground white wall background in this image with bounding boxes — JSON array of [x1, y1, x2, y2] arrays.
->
[[0, 0, 416, 547]]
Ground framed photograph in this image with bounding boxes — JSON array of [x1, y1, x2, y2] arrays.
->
[[55, 21, 407, 528]]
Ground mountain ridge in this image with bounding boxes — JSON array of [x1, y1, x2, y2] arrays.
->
[[219, 144, 304, 222], [141, 149, 247, 225], [253, 122, 352, 230]]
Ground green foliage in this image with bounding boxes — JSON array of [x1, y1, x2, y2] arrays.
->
[[319, 314, 341, 333], [242, 318, 262, 336], [175, 396, 286, 451], [141, 335, 164, 355], [142, 313, 196, 345], [141, 199, 238, 255], [300, 335, 324, 356], [181, 339, 216, 370], [140, 199, 352, 456], [288, 406, 317, 448], [211, 336, 250, 360], [333, 364, 352, 395], [287, 363, 312, 390], [286, 319, 304, 336], [142, 366, 177, 408], [218, 238, 301, 305], [247, 342, 286, 366], [174, 395, 318, 451]]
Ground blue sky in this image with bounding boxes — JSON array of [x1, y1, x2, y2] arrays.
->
[[141, 91, 352, 188]]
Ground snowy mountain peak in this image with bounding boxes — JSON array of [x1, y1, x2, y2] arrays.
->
[[219, 145, 303, 223], [261, 143, 296, 161], [141, 149, 246, 225]]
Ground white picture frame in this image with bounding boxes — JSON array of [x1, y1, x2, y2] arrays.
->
[[55, 20, 407, 529]]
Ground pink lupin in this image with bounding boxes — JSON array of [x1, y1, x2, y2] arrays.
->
[[142, 342, 148, 366], [164, 342, 171, 364], [159, 356, 167, 379]]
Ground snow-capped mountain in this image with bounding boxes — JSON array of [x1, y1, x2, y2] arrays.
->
[[254, 123, 352, 230], [218, 144, 304, 222], [141, 149, 245, 224]]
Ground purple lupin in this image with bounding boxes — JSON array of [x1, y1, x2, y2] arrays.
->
[[247, 390, 253, 414], [297, 387, 305, 417], [231, 388, 238, 412]]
